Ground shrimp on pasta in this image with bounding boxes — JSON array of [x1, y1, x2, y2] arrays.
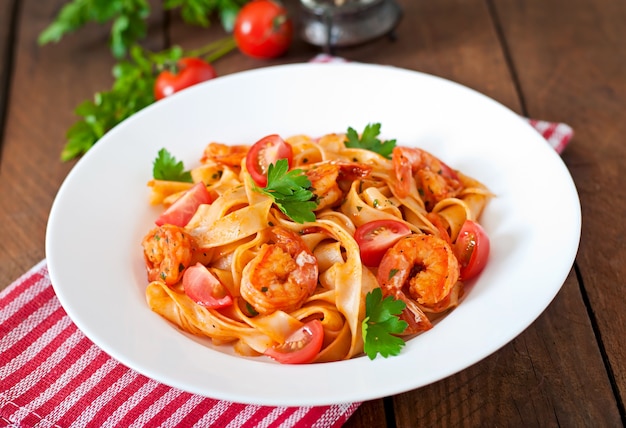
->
[[240, 226, 319, 315], [392, 146, 464, 210], [140, 125, 492, 364], [304, 161, 372, 210], [142, 224, 196, 286]]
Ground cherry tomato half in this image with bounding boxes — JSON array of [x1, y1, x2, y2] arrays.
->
[[155, 182, 213, 227], [264, 319, 324, 364], [233, 0, 293, 59], [183, 263, 233, 309], [453, 220, 490, 280], [354, 220, 412, 267], [245, 134, 293, 187], [154, 57, 217, 101]]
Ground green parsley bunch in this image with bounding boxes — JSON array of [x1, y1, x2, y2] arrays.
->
[[60, 36, 236, 161], [38, 0, 247, 58]]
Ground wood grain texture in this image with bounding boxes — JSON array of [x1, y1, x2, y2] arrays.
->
[[344, 399, 388, 428], [0, 0, 84, 287], [343, 0, 522, 111], [0, 0, 163, 287], [391, 273, 621, 426], [0, 1, 16, 141], [492, 0, 626, 410]]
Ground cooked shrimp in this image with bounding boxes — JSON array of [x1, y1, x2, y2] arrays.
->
[[201, 142, 249, 166], [378, 234, 460, 306], [376, 234, 460, 333], [390, 292, 433, 335], [392, 147, 464, 209], [240, 227, 319, 315], [142, 224, 195, 285], [305, 161, 372, 210]]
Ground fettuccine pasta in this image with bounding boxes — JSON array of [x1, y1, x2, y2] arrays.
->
[[141, 128, 492, 363]]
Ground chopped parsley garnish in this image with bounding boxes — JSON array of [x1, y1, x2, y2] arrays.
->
[[254, 159, 318, 223], [345, 123, 396, 159], [362, 288, 408, 359], [152, 148, 192, 182]]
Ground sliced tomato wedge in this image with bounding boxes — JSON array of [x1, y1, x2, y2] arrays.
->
[[155, 182, 212, 227], [264, 319, 324, 364], [453, 220, 490, 280], [245, 134, 293, 187], [354, 220, 412, 267], [183, 263, 233, 309]]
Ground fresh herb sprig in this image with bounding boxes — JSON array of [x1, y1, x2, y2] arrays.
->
[[38, 0, 246, 58], [60, 45, 180, 161], [152, 148, 192, 182], [165, 0, 244, 31], [362, 288, 408, 359], [59, 38, 235, 161], [254, 159, 318, 224], [345, 123, 396, 159], [38, 0, 150, 59]]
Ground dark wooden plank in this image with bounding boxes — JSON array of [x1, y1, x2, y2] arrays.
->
[[0, 1, 14, 62], [338, 0, 522, 112], [344, 400, 388, 428], [493, 0, 626, 418], [0, 0, 164, 288], [392, 273, 621, 426], [0, 1, 16, 141], [167, 0, 522, 108]]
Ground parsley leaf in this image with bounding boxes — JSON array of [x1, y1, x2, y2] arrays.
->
[[362, 288, 408, 359], [60, 45, 183, 161], [38, 0, 247, 58], [153, 148, 192, 182], [57, 34, 239, 162], [164, 0, 246, 31], [345, 123, 396, 159], [38, 0, 150, 59], [255, 159, 318, 223]]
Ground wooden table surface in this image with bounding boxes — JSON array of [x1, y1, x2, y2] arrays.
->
[[1, 0, 625, 426]]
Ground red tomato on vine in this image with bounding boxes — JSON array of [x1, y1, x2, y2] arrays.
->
[[234, 0, 293, 59], [154, 57, 217, 100]]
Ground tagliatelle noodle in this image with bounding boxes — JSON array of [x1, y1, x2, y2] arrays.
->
[[433, 173, 492, 241]]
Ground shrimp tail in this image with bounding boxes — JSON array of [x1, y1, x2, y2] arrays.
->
[[396, 291, 433, 335]]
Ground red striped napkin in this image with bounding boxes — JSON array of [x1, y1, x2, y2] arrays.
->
[[1, 261, 360, 427], [525, 118, 573, 154], [0, 65, 573, 428]]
